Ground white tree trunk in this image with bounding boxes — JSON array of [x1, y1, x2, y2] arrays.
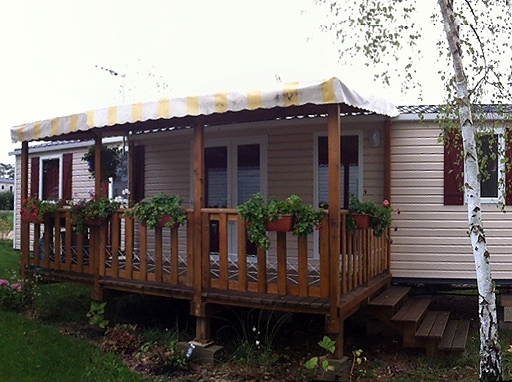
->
[[438, 1, 502, 381]]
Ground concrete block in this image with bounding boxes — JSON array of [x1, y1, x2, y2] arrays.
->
[[310, 356, 350, 382], [505, 306, 512, 323], [501, 295, 512, 307], [177, 341, 223, 365]]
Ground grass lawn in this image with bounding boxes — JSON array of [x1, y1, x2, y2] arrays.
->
[[0, 241, 148, 382]]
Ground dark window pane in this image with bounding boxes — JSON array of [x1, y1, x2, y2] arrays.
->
[[205, 146, 227, 208], [478, 135, 499, 198], [237, 144, 260, 204], [42, 158, 59, 200]]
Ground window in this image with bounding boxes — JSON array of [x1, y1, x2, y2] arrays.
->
[[475, 132, 505, 203], [316, 134, 362, 209], [30, 154, 72, 200], [41, 158, 60, 199]]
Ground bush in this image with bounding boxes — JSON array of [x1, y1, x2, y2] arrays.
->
[[0, 191, 14, 210]]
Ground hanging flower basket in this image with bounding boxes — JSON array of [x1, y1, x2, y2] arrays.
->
[[351, 214, 371, 230], [265, 215, 294, 232]]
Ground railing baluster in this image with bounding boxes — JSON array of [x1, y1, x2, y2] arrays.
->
[[77, 232, 84, 273], [237, 216, 247, 291], [171, 226, 179, 284], [277, 231, 287, 295], [99, 224, 107, 276], [139, 223, 147, 281], [319, 215, 330, 298], [125, 217, 134, 279], [111, 213, 120, 277], [187, 211, 194, 286], [43, 220, 51, 269], [201, 212, 211, 289], [219, 213, 229, 290], [257, 247, 267, 293], [155, 227, 163, 283], [33, 223, 40, 267], [298, 236, 308, 296], [54, 215, 61, 270]]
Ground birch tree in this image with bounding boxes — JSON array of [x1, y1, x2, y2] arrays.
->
[[317, 0, 512, 380]]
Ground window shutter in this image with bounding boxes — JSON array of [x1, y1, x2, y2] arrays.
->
[[506, 129, 512, 205], [444, 130, 464, 205], [62, 153, 73, 200], [30, 157, 40, 197], [133, 145, 145, 202]]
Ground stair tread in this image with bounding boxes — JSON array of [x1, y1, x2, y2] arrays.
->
[[368, 286, 411, 308], [415, 311, 450, 339], [438, 320, 470, 350], [392, 298, 431, 322]]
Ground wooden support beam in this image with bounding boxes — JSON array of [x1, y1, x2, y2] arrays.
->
[[327, 104, 341, 332], [94, 135, 103, 200], [192, 122, 206, 332], [128, 140, 136, 207], [20, 142, 29, 279]]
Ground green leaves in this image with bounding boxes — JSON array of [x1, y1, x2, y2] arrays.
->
[[129, 194, 186, 229]]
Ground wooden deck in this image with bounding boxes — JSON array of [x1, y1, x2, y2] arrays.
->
[[22, 207, 390, 356]]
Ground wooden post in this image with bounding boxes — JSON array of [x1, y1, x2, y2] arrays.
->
[[327, 104, 343, 358], [193, 121, 210, 343], [384, 119, 392, 274], [92, 134, 103, 300], [20, 142, 29, 279], [128, 140, 136, 207]]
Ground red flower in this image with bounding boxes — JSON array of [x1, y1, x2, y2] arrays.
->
[[382, 199, 390, 208]]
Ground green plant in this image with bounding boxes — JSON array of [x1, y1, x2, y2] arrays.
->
[[350, 349, 367, 382], [82, 145, 122, 181], [305, 336, 336, 377], [20, 196, 60, 221], [0, 211, 12, 240], [238, 193, 323, 250], [348, 196, 392, 237], [127, 193, 186, 229], [87, 301, 109, 329], [0, 279, 24, 311], [71, 197, 121, 232]]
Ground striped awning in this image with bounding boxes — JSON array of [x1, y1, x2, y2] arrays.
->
[[11, 77, 398, 143]]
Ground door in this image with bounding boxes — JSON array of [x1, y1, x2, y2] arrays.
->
[[205, 138, 267, 255]]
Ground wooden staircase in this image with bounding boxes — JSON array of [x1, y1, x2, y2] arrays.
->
[[367, 286, 470, 356]]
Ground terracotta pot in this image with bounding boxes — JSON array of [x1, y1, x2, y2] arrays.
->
[[352, 214, 371, 230], [21, 212, 43, 224], [141, 214, 180, 229], [265, 215, 294, 232]]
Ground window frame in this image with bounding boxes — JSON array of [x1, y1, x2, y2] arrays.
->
[[465, 128, 505, 205], [39, 154, 63, 200]]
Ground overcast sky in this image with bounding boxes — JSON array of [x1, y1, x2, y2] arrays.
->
[[0, 1, 444, 164]]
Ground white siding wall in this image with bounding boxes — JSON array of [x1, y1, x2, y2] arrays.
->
[[390, 120, 512, 280]]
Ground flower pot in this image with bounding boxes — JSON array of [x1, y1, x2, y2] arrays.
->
[[352, 214, 371, 230], [265, 215, 294, 232], [21, 212, 43, 224], [141, 214, 180, 229], [85, 218, 107, 226]]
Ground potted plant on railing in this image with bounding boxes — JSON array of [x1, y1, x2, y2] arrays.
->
[[348, 196, 392, 237], [238, 193, 323, 250], [127, 193, 186, 229], [71, 197, 121, 232], [20, 196, 59, 224]]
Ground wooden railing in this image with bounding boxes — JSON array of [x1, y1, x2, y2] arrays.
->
[[23, 208, 389, 300]]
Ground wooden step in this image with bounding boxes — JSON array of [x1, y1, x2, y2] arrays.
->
[[367, 286, 411, 317], [392, 298, 431, 323], [391, 298, 431, 348], [415, 311, 450, 356], [438, 320, 470, 352]]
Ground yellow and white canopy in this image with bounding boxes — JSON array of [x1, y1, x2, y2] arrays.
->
[[11, 77, 398, 143]]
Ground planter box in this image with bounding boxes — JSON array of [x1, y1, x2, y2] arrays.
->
[[265, 215, 294, 232], [21, 212, 43, 224], [141, 214, 180, 229], [352, 214, 371, 230]]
